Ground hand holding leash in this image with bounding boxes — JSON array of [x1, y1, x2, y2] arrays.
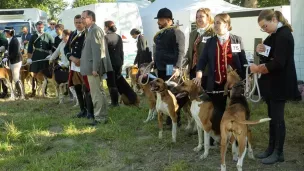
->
[[2, 58, 8, 62], [26, 58, 32, 65]]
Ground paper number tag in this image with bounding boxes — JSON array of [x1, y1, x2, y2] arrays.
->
[[166, 65, 173, 76], [258, 45, 271, 57], [202, 36, 211, 43], [231, 44, 241, 52]]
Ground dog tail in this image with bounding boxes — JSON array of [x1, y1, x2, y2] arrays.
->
[[235, 118, 271, 125]]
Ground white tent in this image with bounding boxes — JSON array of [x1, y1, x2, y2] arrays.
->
[[140, 0, 247, 53]]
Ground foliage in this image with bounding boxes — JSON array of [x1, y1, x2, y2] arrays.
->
[[225, 0, 290, 7]]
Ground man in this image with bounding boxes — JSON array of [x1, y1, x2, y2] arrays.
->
[[0, 31, 8, 98], [26, 21, 54, 97], [81, 10, 113, 126], [54, 24, 64, 50], [45, 20, 57, 38], [153, 8, 185, 127], [21, 26, 31, 55], [65, 14, 94, 119]]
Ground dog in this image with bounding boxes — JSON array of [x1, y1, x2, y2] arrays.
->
[[220, 81, 271, 171], [150, 78, 179, 142], [0, 67, 14, 99], [128, 65, 142, 94], [173, 68, 245, 159]]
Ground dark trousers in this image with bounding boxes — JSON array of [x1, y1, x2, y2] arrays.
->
[[74, 84, 94, 116], [265, 99, 286, 153], [208, 83, 227, 135]]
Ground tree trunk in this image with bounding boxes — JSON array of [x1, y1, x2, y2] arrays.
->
[[242, 0, 258, 8]]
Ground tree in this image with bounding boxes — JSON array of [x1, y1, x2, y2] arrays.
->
[[72, 0, 98, 8], [225, 0, 290, 7], [148, 0, 155, 2], [44, 0, 68, 20]]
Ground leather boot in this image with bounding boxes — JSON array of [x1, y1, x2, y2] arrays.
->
[[256, 122, 275, 159], [15, 80, 25, 99], [74, 84, 86, 118], [84, 85, 94, 119], [262, 122, 285, 164], [109, 87, 119, 107]]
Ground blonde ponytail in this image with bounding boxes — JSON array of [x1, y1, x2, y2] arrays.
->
[[274, 11, 293, 32]]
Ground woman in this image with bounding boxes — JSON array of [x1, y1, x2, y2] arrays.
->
[[48, 29, 77, 104], [194, 13, 248, 135], [184, 8, 215, 81], [104, 20, 123, 107], [2, 27, 25, 99], [130, 28, 152, 67], [250, 10, 300, 164]]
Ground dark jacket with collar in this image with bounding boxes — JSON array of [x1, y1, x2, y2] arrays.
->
[[184, 25, 215, 74], [105, 31, 124, 68], [8, 36, 22, 64], [134, 34, 152, 66], [197, 34, 248, 92], [64, 30, 86, 59], [154, 26, 185, 70], [258, 26, 300, 100]]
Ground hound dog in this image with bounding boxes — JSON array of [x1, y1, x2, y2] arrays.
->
[[150, 78, 179, 142], [0, 67, 14, 99], [220, 81, 271, 171], [173, 69, 245, 159], [128, 65, 142, 94]]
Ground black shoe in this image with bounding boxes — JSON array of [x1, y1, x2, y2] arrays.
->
[[0, 92, 8, 98], [261, 150, 284, 164], [86, 112, 94, 119], [109, 103, 119, 108], [86, 120, 108, 126], [75, 110, 87, 118], [256, 148, 274, 159]]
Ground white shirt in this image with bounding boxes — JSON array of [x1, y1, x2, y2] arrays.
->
[[8, 37, 12, 44], [217, 31, 230, 45], [49, 41, 69, 67], [197, 25, 209, 36]]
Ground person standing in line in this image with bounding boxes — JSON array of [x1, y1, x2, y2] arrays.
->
[[80, 10, 113, 126]]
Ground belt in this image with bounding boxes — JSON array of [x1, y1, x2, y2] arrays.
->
[[34, 47, 50, 54]]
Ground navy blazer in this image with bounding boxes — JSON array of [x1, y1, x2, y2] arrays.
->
[[196, 34, 248, 91]]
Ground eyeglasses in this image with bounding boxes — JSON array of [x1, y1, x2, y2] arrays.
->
[[50, 23, 56, 25], [260, 21, 271, 32]]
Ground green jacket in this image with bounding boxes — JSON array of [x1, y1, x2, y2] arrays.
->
[[184, 25, 215, 75]]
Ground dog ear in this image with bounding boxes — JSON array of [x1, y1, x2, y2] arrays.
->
[[227, 65, 233, 73]]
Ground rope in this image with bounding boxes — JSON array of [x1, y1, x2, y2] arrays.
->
[[138, 61, 154, 85], [244, 64, 261, 103]]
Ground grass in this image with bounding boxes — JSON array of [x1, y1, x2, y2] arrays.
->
[[0, 82, 304, 171]]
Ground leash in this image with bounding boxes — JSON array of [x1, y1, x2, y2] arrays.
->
[[22, 59, 49, 66], [244, 64, 261, 102], [138, 61, 155, 85]]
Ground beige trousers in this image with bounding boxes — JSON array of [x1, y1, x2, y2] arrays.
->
[[87, 75, 108, 121]]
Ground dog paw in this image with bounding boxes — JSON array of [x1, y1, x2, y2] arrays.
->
[[221, 164, 226, 171], [158, 132, 163, 139], [233, 156, 238, 162], [193, 145, 202, 152], [236, 165, 242, 171], [199, 152, 208, 159], [248, 151, 255, 160]]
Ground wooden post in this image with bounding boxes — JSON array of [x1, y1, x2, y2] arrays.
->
[[254, 38, 262, 65]]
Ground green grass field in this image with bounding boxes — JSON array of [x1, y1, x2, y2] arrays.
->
[[0, 82, 304, 171]]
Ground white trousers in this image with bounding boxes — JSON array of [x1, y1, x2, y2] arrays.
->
[[9, 61, 22, 83]]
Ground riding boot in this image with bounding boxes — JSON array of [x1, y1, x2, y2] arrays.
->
[[262, 121, 285, 164], [15, 80, 25, 99], [30, 77, 37, 97], [83, 85, 94, 119], [0, 80, 8, 98], [256, 122, 275, 159], [109, 87, 119, 107], [74, 84, 86, 118]]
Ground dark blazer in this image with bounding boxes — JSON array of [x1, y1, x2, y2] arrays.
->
[[8, 36, 22, 64], [65, 30, 86, 59], [197, 34, 248, 91], [105, 31, 124, 69], [0, 33, 8, 55], [53, 35, 62, 52], [21, 33, 31, 47], [133, 35, 152, 66], [184, 25, 215, 74], [258, 26, 300, 100]]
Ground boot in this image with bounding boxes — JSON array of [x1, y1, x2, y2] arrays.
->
[[256, 122, 275, 159], [45, 79, 48, 95], [84, 85, 94, 119], [15, 80, 25, 99], [74, 84, 86, 118], [109, 87, 119, 107], [0, 80, 8, 98], [30, 78, 37, 97], [262, 122, 285, 164]]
